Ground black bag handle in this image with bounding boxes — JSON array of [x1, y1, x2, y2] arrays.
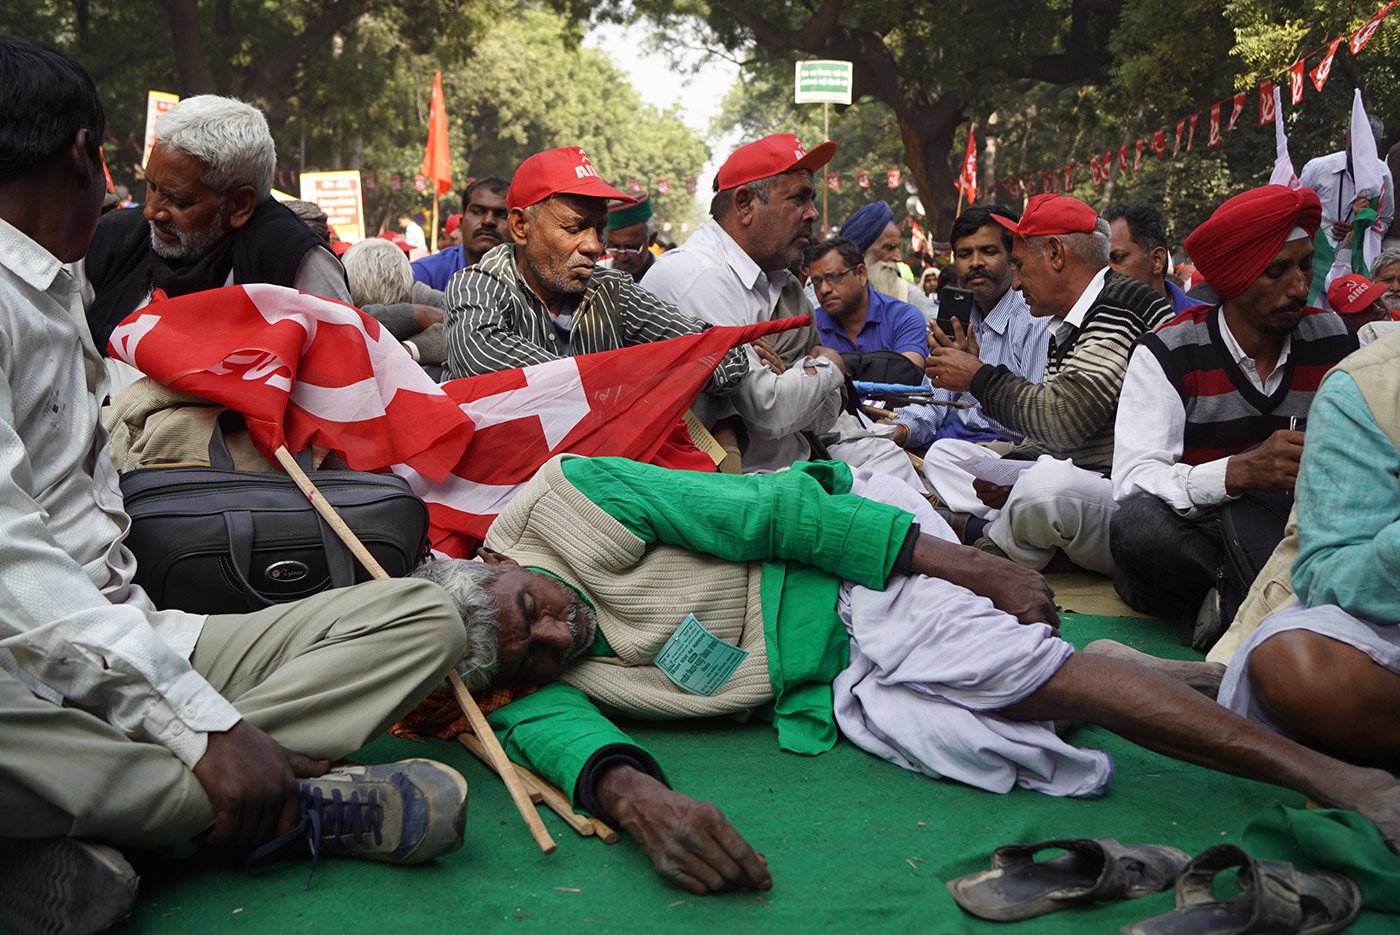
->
[[222, 506, 358, 608], [210, 410, 313, 471]]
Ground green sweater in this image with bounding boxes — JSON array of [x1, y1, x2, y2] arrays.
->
[[486, 456, 913, 812]]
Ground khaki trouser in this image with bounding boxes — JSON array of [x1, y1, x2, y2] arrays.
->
[[1, 578, 463, 848]]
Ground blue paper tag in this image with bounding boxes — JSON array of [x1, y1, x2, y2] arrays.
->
[[652, 613, 749, 696]]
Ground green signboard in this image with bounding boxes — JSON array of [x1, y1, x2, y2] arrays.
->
[[794, 60, 853, 105]]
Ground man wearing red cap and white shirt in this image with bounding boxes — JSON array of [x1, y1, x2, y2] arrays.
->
[[1110, 185, 1357, 649], [643, 134, 917, 484], [441, 146, 747, 392], [924, 193, 1173, 576], [1328, 272, 1400, 341]]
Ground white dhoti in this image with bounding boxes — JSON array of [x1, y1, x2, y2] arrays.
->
[[833, 469, 1113, 797], [1218, 601, 1400, 737]]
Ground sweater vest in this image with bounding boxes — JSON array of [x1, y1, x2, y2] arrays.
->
[[1140, 305, 1356, 465]]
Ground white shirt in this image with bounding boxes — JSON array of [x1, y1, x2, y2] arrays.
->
[[0, 217, 239, 768], [642, 221, 842, 471], [1113, 309, 1290, 515], [1052, 267, 1109, 347]]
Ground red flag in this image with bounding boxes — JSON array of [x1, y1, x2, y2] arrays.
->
[[1064, 163, 1074, 190], [1289, 60, 1306, 106], [1117, 143, 1130, 174], [100, 146, 115, 194], [1152, 128, 1168, 157], [684, 177, 697, 194], [1173, 119, 1186, 157], [108, 284, 804, 555], [364, 172, 377, 191], [1042, 169, 1054, 193], [1259, 79, 1276, 125], [910, 220, 926, 254], [1312, 37, 1343, 91], [1208, 103, 1223, 147], [856, 170, 871, 189], [1187, 113, 1198, 151], [1134, 139, 1144, 171], [108, 285, 471, 479], [1089, 155, 1103, 188], [1229, 93, 1246, 131], [415, 317, 805, 553], [886, 167, 902, 189], [656, 177, 670, 195], [955, 128, 977, 203], [826, 172, 840, 192], [420, 71, 452, 197], [390, 174, 403, 192], [1352, 1, 1397, 54]]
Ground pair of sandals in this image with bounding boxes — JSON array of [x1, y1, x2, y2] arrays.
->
[[946, 838, 1360, 933]]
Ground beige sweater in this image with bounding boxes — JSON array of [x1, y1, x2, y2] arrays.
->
[[484, 455, 775, 719]]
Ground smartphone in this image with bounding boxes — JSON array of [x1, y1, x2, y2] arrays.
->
[[936, 286, 975, 336]]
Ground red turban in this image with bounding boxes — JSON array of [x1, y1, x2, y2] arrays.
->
[[1183, 185, 1322, 299]]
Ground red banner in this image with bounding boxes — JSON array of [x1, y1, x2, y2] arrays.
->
[[1229, 93, 1246, 131], [886, 168, 902, 189], [856, 170, 871, 189], [1133, 139, 1144, 172], [955, 128, 978, 203], [1208, 103, 1222, 147], [1312, 37, 1343, 91], [1259, 79, 1277, 125], [1173, 119, 1185, 157], [1117, 143, 1130, 174], [1188, 113, 1199, 151], [1352, 0, 1396, 54], [826, 172, 840, 192], [1064, 163, 1074, 190], [656, 177, 670, 195], [1152, 127, 1168, 158], [1089, 155, 1102, 188], [1289, 60, 1306, 106], [684, 177, 697, 194]]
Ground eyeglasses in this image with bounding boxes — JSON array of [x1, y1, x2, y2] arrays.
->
[[810, 266, 859, 289], [608, 242, 649, 258]]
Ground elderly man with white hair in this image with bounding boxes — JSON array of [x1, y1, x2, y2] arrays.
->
[[342, 237, 447, 369], [78, 95, 349, 390]]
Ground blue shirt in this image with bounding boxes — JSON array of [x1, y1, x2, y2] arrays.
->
[[411, 245, 468, 291], [894, 287, 1050, 446], [1166, 279, 1196, 314], [813, 287, 927, 356]]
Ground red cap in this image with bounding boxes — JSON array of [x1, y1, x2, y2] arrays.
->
[[1327, 273, 1387, 314], [444, 213, 462, 235], [715, 134, 837, 191], [377, 230, 413, 254], [507, 147, 634, 210], [992, 193, 1099, 237]]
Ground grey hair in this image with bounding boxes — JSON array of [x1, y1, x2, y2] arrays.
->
[[285, 199, 329, 243], [1022, 217, 1111, 268], [410, 559, 503, 690], [154, 95, 276, 201], [342, 237, 414, 307], [1374, 247, 1400, 277]]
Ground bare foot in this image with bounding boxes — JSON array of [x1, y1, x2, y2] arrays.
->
[[1081, 639, 1227, 699]]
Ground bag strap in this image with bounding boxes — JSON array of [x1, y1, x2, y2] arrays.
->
[[210, 410, 313, 471], [223, 508, 358, 608]]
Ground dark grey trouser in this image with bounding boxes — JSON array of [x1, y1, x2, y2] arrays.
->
[[1110, 496, 1221, 619]]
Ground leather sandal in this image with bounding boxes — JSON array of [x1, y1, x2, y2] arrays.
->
[[1120, 843, 1361, 934], [946, 837, 1190, 921]]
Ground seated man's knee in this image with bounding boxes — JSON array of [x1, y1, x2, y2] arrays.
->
[[373, 577, 468, 662], [1247, 629, 1340, 720]]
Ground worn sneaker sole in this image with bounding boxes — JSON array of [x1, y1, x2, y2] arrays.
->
[[312, 758, 468, 864], [0, 838, 138, 935]]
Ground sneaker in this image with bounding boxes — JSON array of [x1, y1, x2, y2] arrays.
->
[[248, 758, 467, 879], [0, 838, 138, 935]]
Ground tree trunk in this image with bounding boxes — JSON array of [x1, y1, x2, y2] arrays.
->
[[159, 0, 219, 95]]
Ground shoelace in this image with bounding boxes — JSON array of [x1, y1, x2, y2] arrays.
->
[[245, 782, 385, 888]]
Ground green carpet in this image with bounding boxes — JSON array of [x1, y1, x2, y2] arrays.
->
[[77, 615, 1399, 933]]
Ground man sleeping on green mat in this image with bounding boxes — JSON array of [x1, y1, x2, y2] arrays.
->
[[411, 453, 1400, 896]]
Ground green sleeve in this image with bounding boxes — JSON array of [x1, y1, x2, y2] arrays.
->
[[486, 682, 665, 808], [560, 456, 912, 590], [1292, 373, 1400, 622]]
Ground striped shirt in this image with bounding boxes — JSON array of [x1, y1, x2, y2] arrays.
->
[[970, 269, 1174, 474], [442, 243, 745, 393]]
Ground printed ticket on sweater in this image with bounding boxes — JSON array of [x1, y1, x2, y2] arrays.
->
[[654, 613, 748, 696]]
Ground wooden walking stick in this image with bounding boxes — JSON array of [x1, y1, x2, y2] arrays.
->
[[273, 445, 558, 854]]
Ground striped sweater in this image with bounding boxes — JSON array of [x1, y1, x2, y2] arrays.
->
[[1140, 304, 1356, 465], [441, 243, 746, 391], [970, 270, 1173, 474]]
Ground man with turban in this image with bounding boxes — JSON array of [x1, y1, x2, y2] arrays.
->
[[604, 193, 658, 282], [837, 201, 935, 318], [1109, 184, 1357, 649]]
